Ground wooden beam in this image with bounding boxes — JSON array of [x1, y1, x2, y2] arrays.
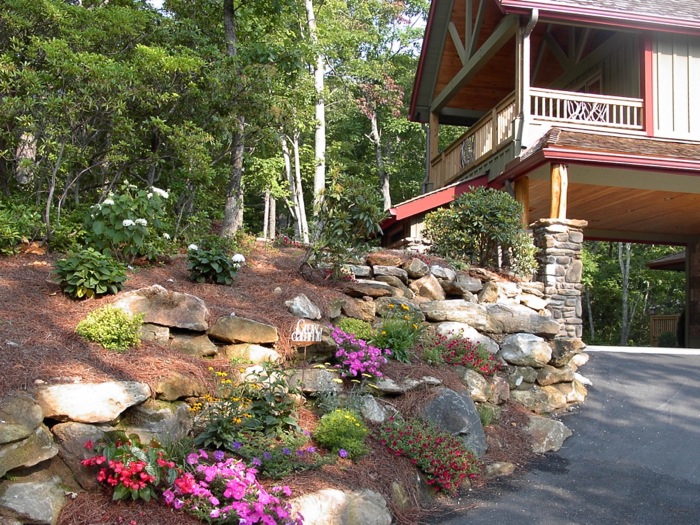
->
[[543, 30, 570, 69], [429, 111, 440, 162], [449, 22, 467, 65], [552, 32, 629, 89], [465, 0, 473, 57], [515, 176, 530, 226], [550, 163, 568, 219], [468, 0, 486, 59], [432, 14, 518, 111]]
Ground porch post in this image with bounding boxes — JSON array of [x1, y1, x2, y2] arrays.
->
[[428, 111, 440, 190], [686, 241, 700, 348], [532, 218, 587, 338], [550, 163, 568, 219], [514, 176, 530, 226]]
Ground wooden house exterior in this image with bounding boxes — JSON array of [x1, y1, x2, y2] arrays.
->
[[387, 0, 700, 346]]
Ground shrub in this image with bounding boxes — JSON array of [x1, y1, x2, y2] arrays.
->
[[75, 305, 143, 352], [422, 187, 537, 277], [53, 248, 127, 299], [335, 317, 375, 342], [415, 330, 500, 376], [165, 451, 301, 524], [81, 431, 178, 502], [657, 331, 677, 348], [376, 417, 481, 494], [84, 180, 172, 263], [313, 408, 369, 460], [47, 205, 90, 253], [330, 326, 391, 378], [371, 303, 425, 363], [186, 244, 245, 285], [193, 365, 300, 451], [0, 202, 42, 255]]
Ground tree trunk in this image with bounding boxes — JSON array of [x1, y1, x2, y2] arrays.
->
[[280, 135, 301, 238], [221, 0, 245, 237], [304, 0, 326, 212], [292, 132, 309, 243], [585, 286, 595, 342], [618, 242, 632, 346], [368, 111, 390, 210], [263, 190, 270, 240], [269, 195, 276, 240]]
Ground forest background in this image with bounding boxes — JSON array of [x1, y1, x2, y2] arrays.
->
[[0, 0, 685, 347]]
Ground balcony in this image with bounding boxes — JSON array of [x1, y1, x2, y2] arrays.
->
[[429, 89, 644, 189]]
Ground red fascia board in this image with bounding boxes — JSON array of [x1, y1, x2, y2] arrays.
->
[[499, 1, 700, 33], [409, 2, 439, 121]]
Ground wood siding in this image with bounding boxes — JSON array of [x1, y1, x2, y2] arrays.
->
[[654, 34, 700, 139]]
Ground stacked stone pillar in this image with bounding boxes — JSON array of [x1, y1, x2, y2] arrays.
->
[[531, 218, 587, 338]]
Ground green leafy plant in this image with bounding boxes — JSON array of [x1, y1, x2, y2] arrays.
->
[[476, 404, 499, 427], [371, 303, 425, 363], [186, 244, 245, 285], [53, 248, 127, 299], [75, 305, 143, 352], [81, 431, 179, 502], [313, 408, 369, 459], [0, 203, 41, 255], [414, 331, 500, 376], [376, 417, 482, 494], [335, 317, 375, 342], [422, 187, 537, 276], [194, 365, 300, 451], [84, 180, 172, 263]]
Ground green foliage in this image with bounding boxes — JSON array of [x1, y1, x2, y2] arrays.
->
[[194, 365, 301, 451], [312, 408, 369, 460], [371, 303, 425, 363], [376, 417, 482, 495], [335, 317, 375, 342], [476, 404, 499, 427], [0, 203, 42, 255], [53, 248, 127, 299], [81, 431, 178, 502], [186, 244, 245, 285], [48, 206, 90, 253], [309, 173, 386, 277], [657, 331, 677, 348], [423, 187, 536, 276], [75, 305, 143, 352], [414, 330, 500, 376], [84, 181, 171, 263]]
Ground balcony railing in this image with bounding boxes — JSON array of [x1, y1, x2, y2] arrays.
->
[[430, 94, 516, 188], [530, 87, 643, 130]]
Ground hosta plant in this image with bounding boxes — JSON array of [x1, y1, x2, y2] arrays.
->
[[186, 244, 245, 285], [53, 248, 127, 299]]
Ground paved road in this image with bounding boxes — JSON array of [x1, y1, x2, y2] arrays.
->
[[436, 348, 700, 525]]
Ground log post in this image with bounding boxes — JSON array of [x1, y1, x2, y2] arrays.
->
[[550, 163, 568, 219], [514, 176, 530, 226]]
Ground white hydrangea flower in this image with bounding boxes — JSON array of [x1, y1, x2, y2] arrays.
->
[[147, 193, 153, 199], [232, 253, 246, 264], [162, 232, 171, 240], [188, 244, 199, 251], [122, 219, 135, 227], [102, 198, 115, 206], [135, 218, 147, 226], [151, 187, 169, 199]]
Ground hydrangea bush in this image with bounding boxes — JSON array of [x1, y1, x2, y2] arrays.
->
[[330, 326, 391, 378]]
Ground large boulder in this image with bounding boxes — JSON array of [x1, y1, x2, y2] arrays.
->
[[114, 285, 210, 331], [285, 294, 322, 320], [290, 489, 391, 525], [409, 274, 446, 301], [221, 343, 281, 364], [0, 395, 43, 445], [374, 275, 414, 299], [344, 280, 394, 299], [511, 385, 568, 414], [366, 251, 404, 267], [0, 425, 58, 478], [169, 333, 218, 357], [208, 315, 279, 344], [441, 273, 483, 296], [484, 303, 560, 335], [434, 322, 499, 354], [341, 297, 376, 322], [35, 382, 150, 423], [373, 265, 409, 283], [154, 372, 207, 401], [116, 399, 193, 444], [420, 388, 487, 457], [537, 365, 575, 386], [403, 257, 429, 279], [0, 468, 68, 525], [526, 414, 572, 453], [499, 333, 552, 368], [52, 422, 108, 490], [287, 369, 343, 396], [421, 300, 489, 330]]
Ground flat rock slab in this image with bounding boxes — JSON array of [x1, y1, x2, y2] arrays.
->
[[208, 315, 279, 344], [114, 285, 210, 331]]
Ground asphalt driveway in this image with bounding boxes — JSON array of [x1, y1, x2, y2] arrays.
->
[[435, 348, 700, 525]]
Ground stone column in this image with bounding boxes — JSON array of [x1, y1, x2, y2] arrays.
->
[[686, 241, 700, 348], [531, 218, 588, 338]]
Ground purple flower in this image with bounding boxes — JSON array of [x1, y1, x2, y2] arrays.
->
[[263, 451, 272, 460], [306, 446, 316, 454], [338, 449, 348, 458], [232, 441, 242, 450], [252, 457, 262, 467], [186, 452, 200, 465], [282, 448, 291, 456], [213, 450, 225, 462]]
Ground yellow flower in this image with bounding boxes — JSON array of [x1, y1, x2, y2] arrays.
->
[[332, 378, 344, 383], [401, 304, 409, 311], [388, 304, 395, 309], [381, 331, 387, 335], [412, 324, 418, 330], [404, 315, 410, 320]]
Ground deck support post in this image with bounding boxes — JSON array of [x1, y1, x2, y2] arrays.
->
[[550, 163, 568, 219], [532, 218, 587, 339]]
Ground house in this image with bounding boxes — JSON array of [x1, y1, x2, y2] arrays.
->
[[389, 0, 700, 347]]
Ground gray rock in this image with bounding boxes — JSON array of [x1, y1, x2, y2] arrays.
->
[[421, 388, 487, 457], [499, 333, 552, 368], [485, 461, 516, 478], [403, 257, 429, 279], [116, 399, 193, 444], [341, 297, 376, 322], [520, 293, 549, 312], [0, 395, 43, 445], [287, 369, 343, 396], [373, 265, 409, 283], [526, 415, 572, 453], [375, 297, 423, 319], [375, 376, 441, 395], [36, 382, 150, 424], [537, 365, 575, 386], [489, 375, 511, 405], [285, 294, 322, 320], [342, 264, 372, 278], [421, 300, 489, 330], [409, 274, 446, 301], [460, 369, 492, 403], [170, 333, 218, 357], [484, 303, 561, 335], [441, 273, 483, 296], [221, 343, 281, 364], [154, 372, 207, 401], [0, 425, 58, 478], [511, 386, 568, 414], [550, 337, 586, 367], [0, 471, 67, 525], [359, 396, 388, 424], [434, 322, 499, 354], [374, 275, 414, 298], [52, 422, 108, 490], [478, 282, 500, 303], [344, 280, 394, 299], [139, 323, 170, 344], [208, 315, 279, 344], [114, 284, 209, 331], [506, 365, 539, 388], [430, 265, 456, 282], [290, 489, 391, 525]]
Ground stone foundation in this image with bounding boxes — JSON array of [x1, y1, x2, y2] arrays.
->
[[532, 219, 587, 338]]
